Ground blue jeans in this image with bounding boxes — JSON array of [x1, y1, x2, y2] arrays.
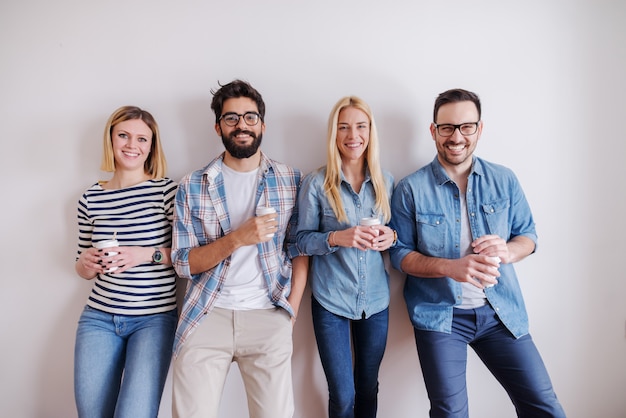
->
[[414, 304, 566, 418], [74, 306, 177, 418], [312, 297, 388, 418]]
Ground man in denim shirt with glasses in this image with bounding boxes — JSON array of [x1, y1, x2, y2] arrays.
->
[[389, 89, 566, 417]]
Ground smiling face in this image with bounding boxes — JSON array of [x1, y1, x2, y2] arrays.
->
[[111, 118, 153, 173], [216, 97, 265, 159], [336, 106, 370, 163], [431, 100, 483, 173]]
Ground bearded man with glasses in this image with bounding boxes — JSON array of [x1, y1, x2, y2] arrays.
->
[[389, 89, 566, 417], [170, 79, 308, 418]]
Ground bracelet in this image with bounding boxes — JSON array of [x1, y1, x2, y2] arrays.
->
[[329, 231, 337, 247], [391, 229, 398, 247]]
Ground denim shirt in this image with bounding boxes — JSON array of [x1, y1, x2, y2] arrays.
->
[[389, 156, 537, 338], [296, 167, 394, 320]]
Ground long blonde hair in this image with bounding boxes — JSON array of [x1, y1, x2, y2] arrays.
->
[[323, 96, 391, 224], [100, 106, 167, 179]]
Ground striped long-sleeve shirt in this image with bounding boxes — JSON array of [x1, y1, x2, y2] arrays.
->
[[76, 178, 178, 315]]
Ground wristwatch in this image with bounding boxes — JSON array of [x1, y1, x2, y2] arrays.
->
[[152, 248, 163, 264]]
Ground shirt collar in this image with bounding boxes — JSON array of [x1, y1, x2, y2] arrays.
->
[[430, 155, 482, 186], [203, 151, 273, 183], [339, 164, 372, 184]]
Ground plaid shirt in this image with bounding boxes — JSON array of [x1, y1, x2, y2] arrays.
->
[[171, 152, 302, 357]]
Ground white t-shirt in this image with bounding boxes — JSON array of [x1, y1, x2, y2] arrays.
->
[[214, 164, 274, 310], [457, 192, 488, 309]]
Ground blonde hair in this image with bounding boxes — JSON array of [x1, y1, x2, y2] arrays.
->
[[100, 106, 167, 178], [323, 96, 391, 224]]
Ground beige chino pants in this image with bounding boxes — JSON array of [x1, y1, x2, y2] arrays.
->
[[172, 307, 294, 418]]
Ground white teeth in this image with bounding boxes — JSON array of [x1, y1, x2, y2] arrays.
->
[[448, 145, 465, 151], [123, 151, 139, 157]]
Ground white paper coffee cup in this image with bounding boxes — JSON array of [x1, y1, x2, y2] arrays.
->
[[360, 216, 381, 236], [256, 206, 276, 237], [482, 256, 501, 288], [94, 239, 119, 272], [256, 206, 276, 217]]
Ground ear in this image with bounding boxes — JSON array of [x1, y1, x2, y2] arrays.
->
[[476, 120, 484, 139], [429, 123, 437, 140], [215, 123, 222, 137]]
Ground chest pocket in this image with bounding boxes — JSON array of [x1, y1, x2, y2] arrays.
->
[[322, 207, 350, 230], [416, 213, 446, 254], [190, 205, 224, 244], [481, 199, 510, 237]]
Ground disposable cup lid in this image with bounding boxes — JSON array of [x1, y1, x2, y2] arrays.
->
[[94, 239, 119, 249], [256, 206, 276, 216], [360, 217, 381, 226]]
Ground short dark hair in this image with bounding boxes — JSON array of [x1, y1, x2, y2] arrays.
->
[[210, 79, 266, 124], [433, 88, 481, 123]]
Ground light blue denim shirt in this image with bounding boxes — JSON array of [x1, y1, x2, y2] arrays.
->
[[296, 167, 394, 320], [389, 156, 537, 338]]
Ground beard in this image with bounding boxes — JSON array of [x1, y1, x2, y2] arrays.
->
[[221, 129, 263, 159], [437, 139, 476, 167]]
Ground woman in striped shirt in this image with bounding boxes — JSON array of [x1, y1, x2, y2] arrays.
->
[[73, 106, 178, 418]]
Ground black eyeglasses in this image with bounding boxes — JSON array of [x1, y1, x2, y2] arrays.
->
[[434, 122, 479, 137], [219, 112, 262, 127]]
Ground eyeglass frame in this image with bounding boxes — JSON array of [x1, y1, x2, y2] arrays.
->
[[433, 121, 480, 137], [218, 112, 263, 127]]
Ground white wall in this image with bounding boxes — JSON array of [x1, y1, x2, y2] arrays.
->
[[1, 1, 625, 417]]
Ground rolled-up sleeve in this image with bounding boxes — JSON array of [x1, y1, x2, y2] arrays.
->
[[389, 179, 417, 273], [172, 175, 200, 281], [295, 172, 340, 256]]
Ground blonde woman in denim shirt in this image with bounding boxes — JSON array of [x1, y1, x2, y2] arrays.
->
[[296, 96, 395, 418]]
